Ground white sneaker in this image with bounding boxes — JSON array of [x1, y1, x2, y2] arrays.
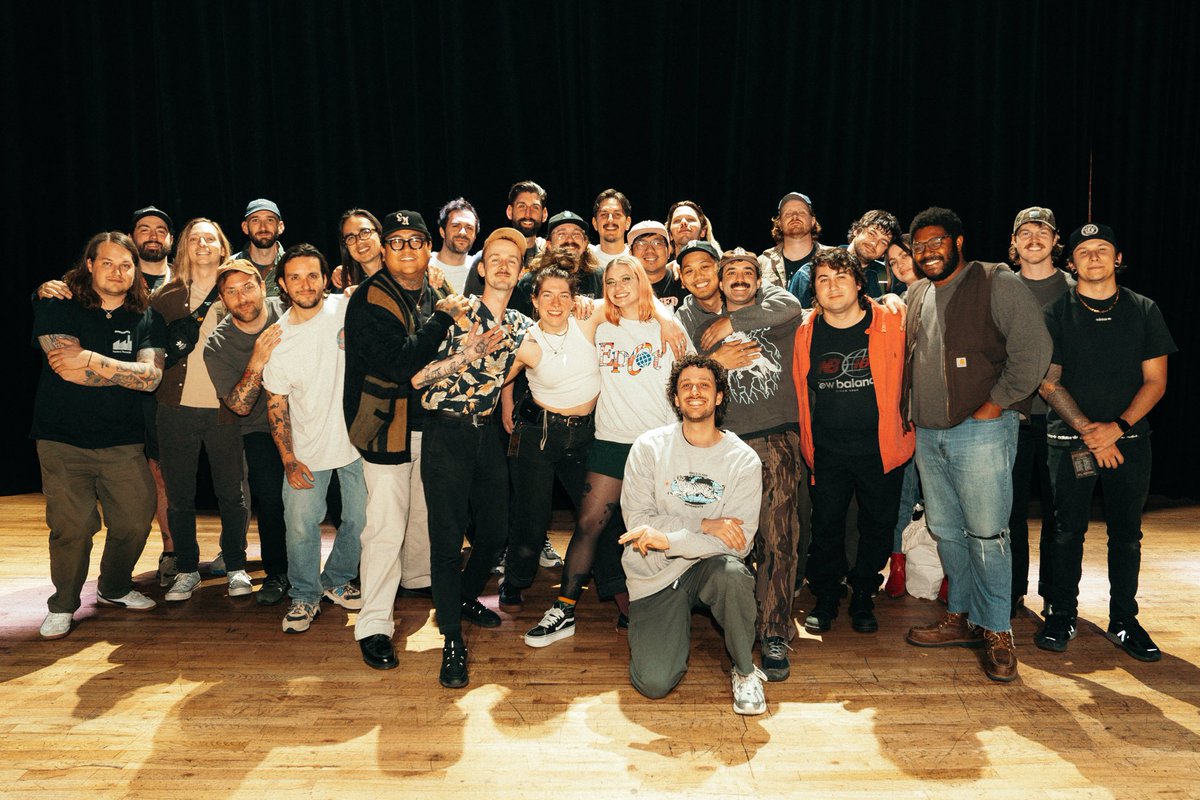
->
[[731, 666, 768, 715], [283, 601, 320, 633], [165, 571, 202, 601], [539, 537, 564, 568], [209, 552, 227, 576], [322, 583, 363, 610], [97, 589, 156, 611], [40, 612, 73, 639], [157, 552, 178, 587], [228, 570, 253, 597]]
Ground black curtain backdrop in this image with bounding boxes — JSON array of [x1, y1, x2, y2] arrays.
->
[[5, 1, 1197, 497]]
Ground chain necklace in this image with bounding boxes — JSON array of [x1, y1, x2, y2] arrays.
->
[[539, 323, 569, 355], [1076, 289, 1119, 314]]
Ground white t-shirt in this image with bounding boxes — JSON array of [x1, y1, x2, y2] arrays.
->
[[431, 251, 474, 294], [262, 293, 357, 471], [594, 316, 690, 443], [589, 244, 629, 272]]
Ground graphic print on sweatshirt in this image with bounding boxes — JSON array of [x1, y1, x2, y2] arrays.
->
[[724, 328, 781, 404], [669, 472, 725, 507], [814, 346, 874, 393], [597, 340, 668, 375]]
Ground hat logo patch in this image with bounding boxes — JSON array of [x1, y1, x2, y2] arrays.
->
[[1029, 210, 1041, 219], [1081, 224, 1099, 236], [395, 213, 409, 225]]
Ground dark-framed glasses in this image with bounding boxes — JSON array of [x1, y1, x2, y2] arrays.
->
[[385, 235, 428, 251], [342, 228, 378, 246]]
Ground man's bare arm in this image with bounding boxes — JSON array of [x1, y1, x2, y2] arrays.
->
[[410, 321, 503, 389], [267, 390, 314, 489], [1038, 363, 1092, 434], [224, 323, 281, 415], [43, 336, 164, 392]]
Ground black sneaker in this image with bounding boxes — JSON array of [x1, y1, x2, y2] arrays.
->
[[616, 612, 629, 631], [1034, 613, 1076, 652], [805, 595, 839, 633], [439, 637, 469, 688], [1106, 619, 1162, 662], [761, 636, 791, 681], [849, 591, 878, 633], [498, 582, 523, 612], [256, 574, 290, 606], [461, 598, 502, 628], [524, 602, 576, 647]]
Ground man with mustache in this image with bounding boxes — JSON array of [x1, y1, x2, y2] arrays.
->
[[130, 205, 174, 291], [203, 261, 290, 606], [263, 244, 367, 634], [232, 199, 286, 297], [464, 180, 549, 295], [508, 213, 603, 317], [1006, 206, 1074, 619], [414, 227, 532, 689], [431, 197, 480, 294], [760, 191, 830, 294], [790, 209, 900, 308], [902, 207, 1051, 683], [678, 245, 806, 681], [589, 188, 632, 270], [794, 248, 913, 638]]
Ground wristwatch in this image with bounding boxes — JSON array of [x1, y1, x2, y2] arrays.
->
[[1114, 417, 1131, 433]]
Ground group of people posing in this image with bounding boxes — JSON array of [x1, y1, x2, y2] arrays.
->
[[31, 182, 1175, 716]]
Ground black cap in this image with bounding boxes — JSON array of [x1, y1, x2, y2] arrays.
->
[[676, 239, 719, 264], [1068, 223, 1119, 255], [131, 205, 174, 233], [381, 209, 430, 238], [547, 210, 587, 236]]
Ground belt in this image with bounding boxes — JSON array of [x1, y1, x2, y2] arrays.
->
[[433, 409, 496, 427], [520, 398, 593, 428]]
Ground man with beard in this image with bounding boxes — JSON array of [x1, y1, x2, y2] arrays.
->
[[618, 355, 766, 715], [759, 191, 830, 295], [507, 213, 603, 317], [152, 218, 251, 603], [902, 207, 1051, 682], [233, 199, 286, 297], [677, 246, 806, 681], [1036, 223, 1175, 662], [33, 231, 164, 639], [791, 209, 900, 307], [465, 180, 548, 294], [130, 206, 174, 290], [431, 197, 480, 293], [203, 261, 290, 606], [589, 188, 632, 270], [263, 244, 366, 633], [794, 248, 913, 637], [414, 227, 531, 689], [344, 210, 470, 670], [629, 220, 687, 309], [1007, 206, 1073, 618]]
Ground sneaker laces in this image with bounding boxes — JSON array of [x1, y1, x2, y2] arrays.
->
[[536, 606, 568, 630], [763, 638, 792, 661], [733, 666, 768, 699]]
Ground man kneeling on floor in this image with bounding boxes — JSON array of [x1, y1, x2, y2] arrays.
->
[[619, 354, 767, 715]]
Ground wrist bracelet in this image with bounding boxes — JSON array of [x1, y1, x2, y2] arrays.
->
[[1115, 417, 1131, 433]]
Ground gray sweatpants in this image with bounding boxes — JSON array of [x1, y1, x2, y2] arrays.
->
[[628, 554, 757, 699]]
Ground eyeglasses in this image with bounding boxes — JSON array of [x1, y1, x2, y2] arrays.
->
[[342, 228, 377, 246], [385, 235, 428, 251], [911, 234, 952, 254], [631, 237, 669, 251]]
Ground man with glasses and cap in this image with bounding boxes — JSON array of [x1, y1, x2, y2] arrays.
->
[[1036, 222, 1175, 662], [233, 198, 286, 296], [630, 220, 687, 309]]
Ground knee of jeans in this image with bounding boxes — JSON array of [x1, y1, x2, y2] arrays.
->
[[965, 527, 1008, 543]]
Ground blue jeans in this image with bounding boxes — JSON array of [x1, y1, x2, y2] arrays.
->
[[915, 411, 1019, 633], [282, 458, 366, 604], [891, 459, 921, 552]]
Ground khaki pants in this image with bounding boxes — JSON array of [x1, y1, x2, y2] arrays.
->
[[38, 440, 155, 613]]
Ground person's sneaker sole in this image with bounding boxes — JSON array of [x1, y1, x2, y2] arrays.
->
[[524, 624, 575, 648], [97, 594, 156, 611], [762, 663, 790, 682]]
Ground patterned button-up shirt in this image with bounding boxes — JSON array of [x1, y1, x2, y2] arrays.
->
[[420, 298, 532, 415]]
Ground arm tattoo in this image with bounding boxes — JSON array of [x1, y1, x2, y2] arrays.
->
[[266, 392, 296, 461], [1039, 363, 1092, 434], [225, 366, 265, 415], [94, 348, 164, 392], [37, 333, 80, 354], [412, 349, 472, 389]]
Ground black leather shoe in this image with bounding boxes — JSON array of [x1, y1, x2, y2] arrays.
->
[[498, 582, 523, 612], [804, 595, 839, 632], [849, 591, 878, 633], [359, 634, 398, 670], [462, 598, 502, 628], [439, 638, 469, 688]]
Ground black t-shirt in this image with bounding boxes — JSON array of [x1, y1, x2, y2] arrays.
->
[[807, 312, 878, 454], [651, 272, 689, 311], [31, 298, 158, 448], [1044, 287, 1177, 445]]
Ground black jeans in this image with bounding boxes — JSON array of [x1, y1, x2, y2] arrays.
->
[[242, 431, 288, 577], [503, 410, 594, 589], [421, 415, 510, 639], [1010, 415, 1056, 602], [156, 404, 248, 573], [1047, 436, 1152, 622], [806, 445, 905, 598]]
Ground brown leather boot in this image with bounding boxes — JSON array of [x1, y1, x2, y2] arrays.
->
[[906, 612, 984, 647], [982, 629, 1019, 682]]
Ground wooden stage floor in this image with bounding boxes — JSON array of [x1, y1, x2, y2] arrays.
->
[[2, 493, 1198, 799]]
